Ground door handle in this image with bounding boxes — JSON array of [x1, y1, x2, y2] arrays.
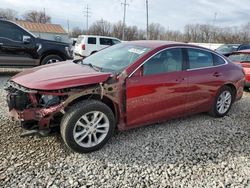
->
[[213, 72, 222, 77]]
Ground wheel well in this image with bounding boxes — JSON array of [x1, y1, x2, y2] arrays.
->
[[91, 51, 97, 55], [40, 50, 66, 64], [65, 94, 118, 121], [225, 84, 237, 101]]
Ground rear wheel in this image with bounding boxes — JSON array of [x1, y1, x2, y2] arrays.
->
[[41, 55, 63, 65], [209, 86, 234, 117], [60, 100, 115, 153]]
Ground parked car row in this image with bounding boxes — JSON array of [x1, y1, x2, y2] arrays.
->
[[215, 44, 250, 55], [73, 35, 121, 57], [227, 50, 250, 88]]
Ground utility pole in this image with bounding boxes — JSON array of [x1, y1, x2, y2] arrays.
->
[[83, 4, 91, 34], [121, 0, 129, 40], [146, 0, 149, 40], [67, 19, 70, 35], [209, 12, 217, 48], [43, 8, 46, 23]]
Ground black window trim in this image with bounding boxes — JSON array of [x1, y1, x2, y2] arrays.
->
[[100, 38, 112, 45], [87, 37, 97, 44], [184, 47, 228, 71], [128, 46, 186, 77], [0, 20, 34, 43], [128, 46, 228, 78]]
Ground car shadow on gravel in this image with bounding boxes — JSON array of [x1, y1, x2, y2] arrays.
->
[[81, 101, 250, 167]]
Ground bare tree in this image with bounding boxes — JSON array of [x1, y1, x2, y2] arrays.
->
[[88, 19, 112, 36], [148, 23, 165, 40], [70, 27, 84, 38], [22, 10, 51, 23], [126, 26, 138, 41], [112, 21, 123, 40], [0, 8, 17, 20]]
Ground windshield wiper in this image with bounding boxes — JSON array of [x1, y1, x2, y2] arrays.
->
[[83, 63, 102, 72]]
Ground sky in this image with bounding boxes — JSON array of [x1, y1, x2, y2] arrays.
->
[[1, 0, 250, 32]]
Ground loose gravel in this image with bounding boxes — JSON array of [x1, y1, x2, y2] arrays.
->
[[0, 73, 250, 188]]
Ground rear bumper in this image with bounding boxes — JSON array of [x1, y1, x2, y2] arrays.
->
[[245, 80, 250, 88]]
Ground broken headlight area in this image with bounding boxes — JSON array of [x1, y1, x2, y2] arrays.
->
[[5, 81, 67, 128], [40, 95, 60, 107]]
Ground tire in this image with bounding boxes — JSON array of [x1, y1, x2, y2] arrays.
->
[[41, 55, 63, 65], [60, 100, 115, 153], [209, 86, 234, 118]]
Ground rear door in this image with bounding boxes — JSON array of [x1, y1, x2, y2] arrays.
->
[[125, 48, 188, 128], [184, 48, 226, 114], [0, 21, 38, 67]]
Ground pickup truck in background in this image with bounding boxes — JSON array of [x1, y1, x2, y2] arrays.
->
[[0, 19, 72, 67]]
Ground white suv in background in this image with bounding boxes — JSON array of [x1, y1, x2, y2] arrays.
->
[[74, 35, 121, 57]]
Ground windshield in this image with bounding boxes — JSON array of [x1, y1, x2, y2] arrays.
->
[[228, 53, 250, 62], [216, 44, 240, 53], [81, 43, 152, 73]]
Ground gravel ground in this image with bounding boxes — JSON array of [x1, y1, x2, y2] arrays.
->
[[0, 74, 250, 188]]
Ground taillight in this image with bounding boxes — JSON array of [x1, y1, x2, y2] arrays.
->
[[82, 44, 85, 50]]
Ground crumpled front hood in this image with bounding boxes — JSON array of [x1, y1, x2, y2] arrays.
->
[[11, 61, 112, 90]]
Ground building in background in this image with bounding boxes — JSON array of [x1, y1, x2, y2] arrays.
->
[[16, 20, 69, 43]]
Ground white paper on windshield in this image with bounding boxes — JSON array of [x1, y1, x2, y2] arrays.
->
[[128, 48, 145, 54]]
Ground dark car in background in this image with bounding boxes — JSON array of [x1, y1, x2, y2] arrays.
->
[[0, 19, 72, 67], [5, 41, 245, 153], [227, 50, 250, 88], [215, 44, 250, 55]]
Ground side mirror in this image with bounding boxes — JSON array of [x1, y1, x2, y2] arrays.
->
[[23, 35, 31, 44]]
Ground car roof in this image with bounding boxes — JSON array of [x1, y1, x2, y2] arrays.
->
[[78, 35, 120, 40], [233, 49, 250, 54], [125, 40, 202, 49]]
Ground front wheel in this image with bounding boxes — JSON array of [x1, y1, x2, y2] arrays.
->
[[60, 100, 115, 153], [209, 86, 234, 117]]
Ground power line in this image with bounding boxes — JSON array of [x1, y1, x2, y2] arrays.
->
[[121, 0, 129, 40], [83, 4, 91, 33], [146, 0, 149, 39]]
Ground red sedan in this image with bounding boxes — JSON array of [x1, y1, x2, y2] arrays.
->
[[5, 41, 245, 153], [227, 50, 250, 88]]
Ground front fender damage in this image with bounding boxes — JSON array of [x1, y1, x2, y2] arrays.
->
[[6, 80, 121, 129]]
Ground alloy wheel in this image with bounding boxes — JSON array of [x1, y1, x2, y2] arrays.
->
[[216, 90, 232, 114], [73, 111, 110, 148]]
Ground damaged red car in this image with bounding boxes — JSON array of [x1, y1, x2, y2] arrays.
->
[[227, 50, 250, 89], [5, 41, 245, 153]]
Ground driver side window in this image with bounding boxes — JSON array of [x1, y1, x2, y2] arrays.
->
[[143, 48, 183, 76], [0, 22, 25, 42]]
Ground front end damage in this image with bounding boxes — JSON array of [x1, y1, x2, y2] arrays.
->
[[5, 79, 121, 131]]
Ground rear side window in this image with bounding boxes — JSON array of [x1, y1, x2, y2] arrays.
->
[[88, 37, 96, 44], [112, 39, 121, 45], [100, 38, 112, 45], [0, 22, 25, 41], [213, 54, 226, 66], [188, 49, 213, 69]]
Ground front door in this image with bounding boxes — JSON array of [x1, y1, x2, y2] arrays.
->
[[0, 21, 38, 67], [125, 48, 188, 128]]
